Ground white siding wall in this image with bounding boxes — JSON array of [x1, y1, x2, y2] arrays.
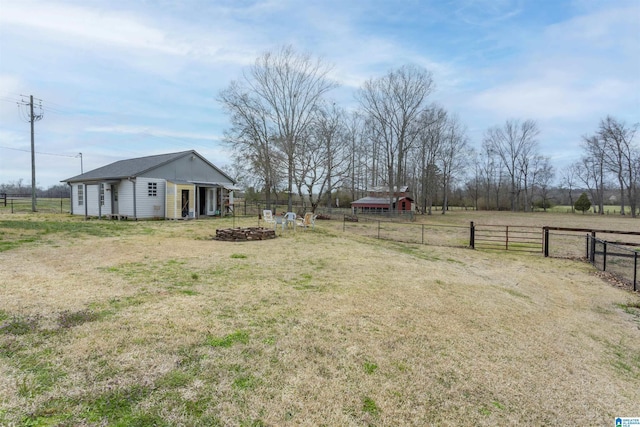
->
[[118, 180, 135, 217], [85, 184, 101, 216], [135, 178, 165, 219], [101, 183, 112, 215], [70, 183, 111, 217], [67, 179, 165, 218], [71, 184, 82, 215]]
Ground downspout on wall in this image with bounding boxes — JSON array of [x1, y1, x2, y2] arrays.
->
[[129, 177, 137, 219], [67, 183, 73, 214]]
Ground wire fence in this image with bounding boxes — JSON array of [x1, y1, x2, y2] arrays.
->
[[342, 215, 639, 292], [342, 215, 469, 247], [0, 197, 70, 214], [588, 235, 638, 292]]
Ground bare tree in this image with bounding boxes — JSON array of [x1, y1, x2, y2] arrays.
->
[[597, 116, 638, 217], [464, 148, 481, 210], [533, 156, 554, 211], [356, 65, 434, 213], [560, 163, 579, 213], [518, 146, 541, 212], [294, 127, 325, 213], [438, 115, 469, 214], [296, 102, 348, 213], [483, 119, 540, 212], [344, 112, 368, 203], [414, 106, 447, 214], [219, 81, 284, 210], [222, 45, 338, 212], [581, 134, 606, 214], [634, 149, 640, 216], [478, 142, 501, 210]]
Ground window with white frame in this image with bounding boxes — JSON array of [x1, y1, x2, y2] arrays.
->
[[77, 185, 84, 206], [100, 184, 105, 206], [148, 182, 157, 197]]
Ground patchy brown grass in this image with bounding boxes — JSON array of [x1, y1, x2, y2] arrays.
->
[[0, 212, 639, 425]]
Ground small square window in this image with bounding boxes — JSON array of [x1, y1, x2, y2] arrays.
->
[[148, 182, 157, 197]]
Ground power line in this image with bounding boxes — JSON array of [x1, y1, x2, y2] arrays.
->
[[0, 145, 78, 158]]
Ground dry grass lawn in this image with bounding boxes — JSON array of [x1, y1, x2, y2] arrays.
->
[[0, 212, 639, 426]]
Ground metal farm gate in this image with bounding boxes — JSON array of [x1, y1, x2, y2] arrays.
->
[[470, 222, 542, 253]]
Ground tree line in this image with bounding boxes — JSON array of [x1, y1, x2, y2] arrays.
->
[[562, 116, 639, 216], [0, 180, 69, 198], [216, 46, 638, 217], [3, 47, 636, 217]]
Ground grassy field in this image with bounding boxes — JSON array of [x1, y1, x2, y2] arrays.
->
[[1, 212, 639, 426]]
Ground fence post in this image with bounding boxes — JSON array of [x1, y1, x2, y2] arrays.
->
[[470, 221, 475, 249], [585, 234, 589, 260], [10, 198, 14, 213], [634, 251, 638, 292], [543, 227, 549, 257], [602, 241, 607, 271], [590, 231, 596, 263], [505, 226, 509, 251]]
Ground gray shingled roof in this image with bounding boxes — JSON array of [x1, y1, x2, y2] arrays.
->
[[62, 150, 206, 183], [351, 196, 412, 206], [351, 197, 391, 205]]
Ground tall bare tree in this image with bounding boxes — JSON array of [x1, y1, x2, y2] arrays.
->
[[560, 163, 580, 213], [219, 81, 284, 210], [296, 102, 348, 213], [533, 156, 554, 211], [464, 148, 481, 210], [483, 119, 540, 212], [414, 106, 447, 214], [221, 45, 338, 212], [478, 141, 501, 210], [581, 134, 607, 214], [438, 115, 469, 214], [343, 112, 369, 203], [597, 116, 638, 217], [356, 65, 434, 213]]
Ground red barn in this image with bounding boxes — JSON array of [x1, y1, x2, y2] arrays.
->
[[351, 186, 413, 213]]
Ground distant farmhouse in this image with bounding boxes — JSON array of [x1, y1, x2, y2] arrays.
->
[[62, 150, 238, 220], [351, 186, 414, 213]]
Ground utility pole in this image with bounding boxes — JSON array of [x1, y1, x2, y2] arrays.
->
[[18, 95, 43, 212]]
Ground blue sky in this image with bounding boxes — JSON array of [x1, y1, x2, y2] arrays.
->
[[1, 0, 638, 188]]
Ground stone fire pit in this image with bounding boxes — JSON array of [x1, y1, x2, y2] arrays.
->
[[214, 227, 276, 241]]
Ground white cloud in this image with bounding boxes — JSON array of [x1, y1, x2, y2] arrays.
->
[[85, 125, 223, 142], [453, 0, 524, 26], [469, 78, 628, 120], [463, 1, 639, 123], [0, 2, 185, 54], [0, 0, 262, 69]]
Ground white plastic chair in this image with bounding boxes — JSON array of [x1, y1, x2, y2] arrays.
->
[[263, 210, 276, 228], [284, 212, 297, 230]]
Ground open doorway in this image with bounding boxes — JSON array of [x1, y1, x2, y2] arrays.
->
[[181, 189, 189, 218]]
